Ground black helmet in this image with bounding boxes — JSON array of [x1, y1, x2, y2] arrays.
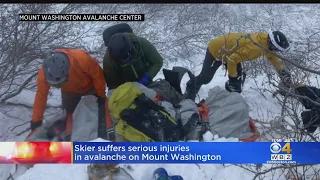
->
[[268, 31, 290, 52], [107, 33, 133, 64], [43, 52, 69, 87]]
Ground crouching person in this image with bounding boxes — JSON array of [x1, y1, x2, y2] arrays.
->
[[28, 48, 107, 141], [295, 84, 320, 133], [103, 30, 163, 90]]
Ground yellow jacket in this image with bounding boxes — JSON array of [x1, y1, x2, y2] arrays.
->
[[208, 32, 284, 77]]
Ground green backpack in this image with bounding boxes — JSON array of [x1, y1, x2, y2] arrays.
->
[[108, 82, 179, 142]]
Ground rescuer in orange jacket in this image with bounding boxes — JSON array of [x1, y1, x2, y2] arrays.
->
[[29, 48, 106, 139], [185, 31, 292, 100]]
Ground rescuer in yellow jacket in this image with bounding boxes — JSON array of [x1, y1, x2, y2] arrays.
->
[[185, 31, 291, 99]]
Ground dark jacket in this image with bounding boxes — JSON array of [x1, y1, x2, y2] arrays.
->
[[295, 85, 320, 133], [103, 33, 163, 90], [295, 86, 320, 110]]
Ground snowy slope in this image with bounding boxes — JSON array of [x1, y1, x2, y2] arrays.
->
[[0, 66, 283, 180], [0, 55, 316, 180]]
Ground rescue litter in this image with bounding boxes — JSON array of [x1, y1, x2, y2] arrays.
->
[[19, 14, 145, 21]]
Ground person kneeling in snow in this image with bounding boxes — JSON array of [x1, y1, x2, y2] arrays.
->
[[29, 48, 107, 140], [185, 31, 292, 100], [295, 84, 320, 133]]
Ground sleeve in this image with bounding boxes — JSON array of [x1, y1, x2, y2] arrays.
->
[[32, 69, 50, 123], [82, 52, 106, 98], [295, 85, 320, 109], [265, 52, 284, 71], [224, 46, 251, 77], [140, 38, 163, 79], [103, 51, 120, 90]]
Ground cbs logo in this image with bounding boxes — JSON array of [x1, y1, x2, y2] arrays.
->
[[270, 142, 292, 154]]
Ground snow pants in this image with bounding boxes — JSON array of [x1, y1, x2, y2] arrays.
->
[[61, 89, 96, 114], [61, 89, 97, 138], [186, 48, 243, 96], [196, 48, 243, 86]]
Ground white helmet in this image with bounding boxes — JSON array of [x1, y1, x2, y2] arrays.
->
[[268, 31, 290, 52]]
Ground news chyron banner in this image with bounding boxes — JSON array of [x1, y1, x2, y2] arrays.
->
[[0, 142, 320, 164], [18, 14, 144, 21]]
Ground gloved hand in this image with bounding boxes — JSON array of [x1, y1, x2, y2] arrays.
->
[[138, 73, 150, 86], [26, 121, 43, 139], [225, 76, 242, 93], [279, 69, 292, 88]]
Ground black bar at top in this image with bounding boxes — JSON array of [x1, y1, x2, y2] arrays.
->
[[18, 14, 145, 21]]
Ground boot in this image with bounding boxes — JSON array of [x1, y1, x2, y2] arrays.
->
[[225, 76, 242, 93], [184, 80, 201, 101]]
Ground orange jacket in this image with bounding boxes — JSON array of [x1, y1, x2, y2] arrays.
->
[[32, 49, 106, 123]]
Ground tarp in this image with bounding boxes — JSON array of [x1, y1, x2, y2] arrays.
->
[[201, 86, 253, 140], [108, 82, 255, 141], [71, 95, 99, 142], [25, 95, 100, 142], [149, 83, 254, 140]]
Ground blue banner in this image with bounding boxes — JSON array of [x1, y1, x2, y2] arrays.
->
[[72, 142, 320, 164]]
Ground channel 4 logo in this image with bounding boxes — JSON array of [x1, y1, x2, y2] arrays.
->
[[270, 142, 293, 162]]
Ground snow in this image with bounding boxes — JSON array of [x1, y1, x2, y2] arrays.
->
[[202, 131, 214, 142], [0, 50, 303, 180]]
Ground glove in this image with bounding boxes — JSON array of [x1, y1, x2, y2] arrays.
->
[[30, 121, 42, 131], [138, 73, 150, 86], [26, 121, 43, 139], [279, 69, 292, 88], [225, 76, 242, 93]]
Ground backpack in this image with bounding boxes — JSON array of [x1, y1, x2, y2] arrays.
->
[[108, 82, 179, 142], [103, 23, 133, 46], [147, 79, 184, 105]]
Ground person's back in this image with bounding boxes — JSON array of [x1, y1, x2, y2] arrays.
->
[[185, 31, 291, 99], [103, 33, 163, 90], [208, 32, 281, 65], [208, 32, 248, 59], [37, 49, 102, 94], [31, 48, 106, 139]]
